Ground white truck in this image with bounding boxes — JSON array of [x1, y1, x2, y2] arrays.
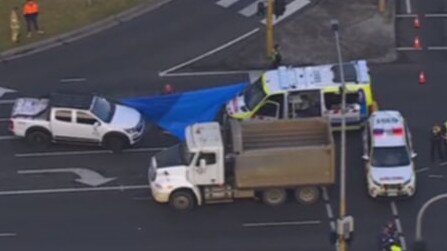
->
[[9, 92, 145, 152], [149, 118, 335, 210]]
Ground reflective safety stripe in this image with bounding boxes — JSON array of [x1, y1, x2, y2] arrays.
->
[[23, 2, 39, 15]]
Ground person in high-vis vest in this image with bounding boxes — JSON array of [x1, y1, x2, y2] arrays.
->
[[10, 7, 21, 43], [22, 0, 44, 38]]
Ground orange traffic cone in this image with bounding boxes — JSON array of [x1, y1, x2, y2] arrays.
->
[[419, 71, 426, 85], [414, 36, 422, 49], [414, 15, 421, 29]]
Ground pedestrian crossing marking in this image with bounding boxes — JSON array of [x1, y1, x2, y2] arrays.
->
[[216, 0, 239, 8], [261, 0, 310, 24], [238, 1, 261, 17]]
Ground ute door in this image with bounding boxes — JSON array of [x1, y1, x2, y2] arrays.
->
[[70, 111, 102, 143], [51, 109, 75, 140], [192, 152, 219, 185]]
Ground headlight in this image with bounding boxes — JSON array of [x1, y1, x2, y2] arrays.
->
[[125, 127, 138, 134]]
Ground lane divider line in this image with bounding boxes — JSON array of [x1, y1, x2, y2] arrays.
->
[[0, 233, 17, 237], [0, 135, 19, 140], [14, 147, 166, 158], [415, 167, 430, 173], [159, 28, 260, 76], [60, 78, 87, 83], [390, 201, 408, 251], [0, 184, 150, 196], [0, 99, 15, 105], [242, 220, 321, 227], [428, 174, 444, 179]]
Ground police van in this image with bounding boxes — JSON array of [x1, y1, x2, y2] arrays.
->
[[362, 111, 416, 197], [225, 60, 376, 129]]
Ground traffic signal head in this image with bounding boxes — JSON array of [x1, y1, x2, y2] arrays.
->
[[274, 0, 286, 17]]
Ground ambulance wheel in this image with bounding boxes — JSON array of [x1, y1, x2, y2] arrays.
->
[[295, 186, 320, 205], [170, 190, 195, 211], [262, 188, 287, 206]]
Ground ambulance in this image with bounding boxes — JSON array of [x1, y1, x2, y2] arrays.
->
[[225, 60, 376, 129], [362, 111, 416, 197]]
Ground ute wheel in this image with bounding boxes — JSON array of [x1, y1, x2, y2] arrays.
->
[[262, 188, 287, 206], [169, 190, 195, 211], [26, 130, 50, 147], [294, 186, 320, 205], [105, 135, 126, 153]]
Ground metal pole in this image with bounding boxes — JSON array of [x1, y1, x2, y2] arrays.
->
[[266, 0, 274, 57], [331, 19, 347, 251]]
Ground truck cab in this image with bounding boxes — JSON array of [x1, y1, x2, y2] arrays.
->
[[225, 60, 375, 129], [149, 122, 225, 210], [362, 110, 416, 197]]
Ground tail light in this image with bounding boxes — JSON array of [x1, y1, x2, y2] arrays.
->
[[8, 120, 14, 131]]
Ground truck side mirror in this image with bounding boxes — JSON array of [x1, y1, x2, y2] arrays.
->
[[93, 121, 101, 127], [362, 155, 369, 161]]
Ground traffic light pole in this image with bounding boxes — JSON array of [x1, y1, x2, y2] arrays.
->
[[266, 0, 274, 57]]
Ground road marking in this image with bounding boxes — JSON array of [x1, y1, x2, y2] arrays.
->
[[396, 47, 420, 51], [238, 1, 260, 17], [0, 184, 150, 196], [439, 161, 447, 166], [18, 168, 116, 187], [425, 13, 447, 18], [322, 187, 329, 201], [242, 220, 320, 227], [0, 135, 19, 140], [0, 233, 17, 237], [396, 13, 417, 18], [157, 70, 254, 77], [325, 203, 333, 219], [390, 201, 408, 251], [0, 99, 15, 105], [60, 78, 87, 83], [427, 46, 447, 51], [261, 0, 311, 25], [15, 147, 166, 158], [0, 87, 16, 98], [415, 167, 429, 173], [0, 118, 10, 122], [216, 0, 239, 8], [159, 28, 259, 76], [428, 174, 444, 179], [405, 0, 412, 14]]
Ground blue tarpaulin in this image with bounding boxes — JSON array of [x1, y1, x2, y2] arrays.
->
[[121, 83, 248, 140]]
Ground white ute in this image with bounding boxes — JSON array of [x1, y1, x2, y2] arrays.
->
[[9, 92, 145, 152], [362, 110, 416, 197]]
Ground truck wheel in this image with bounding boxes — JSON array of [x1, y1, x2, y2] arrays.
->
[[26, 130, 50, 147], [105, 135, 126, 153], [262, 188, 287, 206], [169, 190, 195, 211], [295, 186, 320, 205]]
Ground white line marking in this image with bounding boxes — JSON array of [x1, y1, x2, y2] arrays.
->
[[396, 14, 417, 18], [415, 167, 429, 173], [0, 135, 19, 140], [0, 233, 17, 237], [325, 203, 333, 219], [0, 184, 150, 196], [15, 147, 165, 158], [60, 78, 86, 83], [216, 0, 239, 8], [428, 174, 444, 179], [329, 221, 336, 231], [396, 47, 420, 51], [322, 187, 329, 201], [394, 218, 403, 233], [439, 161, 447, 166], [160, 70, 253, 77], [159, 28, 260, 76], [425, 13, 447, 18], [0, 99, 15, 105], [391, 201, 398, 216], [405, 0, 412, 14], [243, 220, 320, 227], [261, 0, 310, 25], [239, 1, 259, 17], [400, 236, 407, 250], [0, 118, 10, 122], [427, 46, 447, 51]]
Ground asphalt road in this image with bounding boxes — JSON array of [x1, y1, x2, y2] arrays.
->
[[0, 0, 447, 250]]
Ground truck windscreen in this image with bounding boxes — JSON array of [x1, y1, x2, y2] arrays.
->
[[244, 79, 266, 110]]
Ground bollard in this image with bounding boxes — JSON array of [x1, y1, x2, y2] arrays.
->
[[378, 0, 386, 13]]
